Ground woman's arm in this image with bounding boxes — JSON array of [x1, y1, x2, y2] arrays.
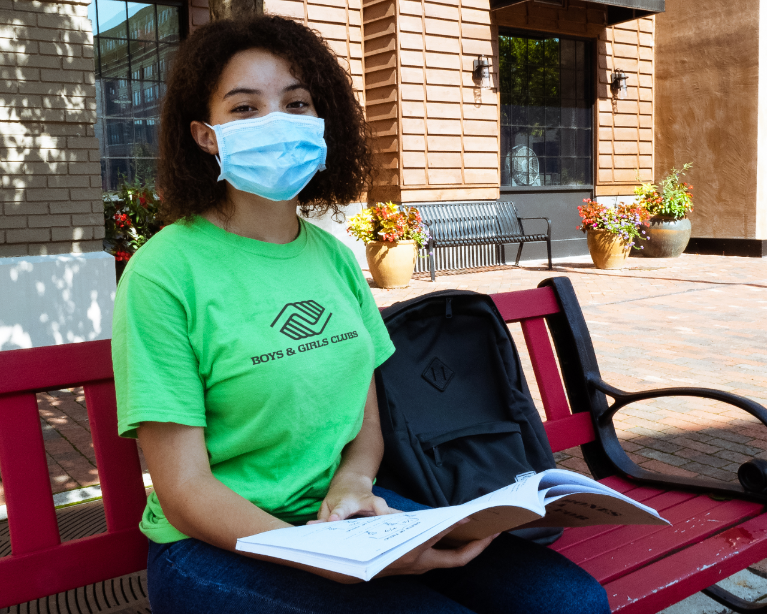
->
[[137, 421, 365, 583], [139, 379, 497, 582], [313, 375, 390, 522]]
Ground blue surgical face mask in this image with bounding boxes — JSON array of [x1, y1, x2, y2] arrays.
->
[[206, 112, 327, 201]]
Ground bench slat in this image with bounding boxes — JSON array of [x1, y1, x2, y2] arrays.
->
[[0, 391, 60, 556], [85, 381, 147, 533], [579, 497, 763, 584], [491, 287, 561, 322], [0, 527, 147, 610], [521, 317, 571, 421], [553, 489, 696, 553], [605, 513, 767, 614], [0, 339, 113, 395], [543, 412, 595, 452]]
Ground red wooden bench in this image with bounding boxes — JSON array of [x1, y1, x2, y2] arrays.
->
[[1, 276, 767, 612]]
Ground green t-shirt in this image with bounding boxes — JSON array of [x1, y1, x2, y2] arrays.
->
[[112, 216, 395, 543]]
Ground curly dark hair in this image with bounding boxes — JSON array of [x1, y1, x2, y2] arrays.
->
[[157, 15, 373, 223]]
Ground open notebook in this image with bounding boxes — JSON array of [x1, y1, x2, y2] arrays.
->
[[236, 469, 668, 581]]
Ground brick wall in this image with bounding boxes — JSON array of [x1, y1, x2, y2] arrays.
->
[[0, 0, 103, 258]]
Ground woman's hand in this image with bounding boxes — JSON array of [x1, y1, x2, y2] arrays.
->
[[376, 521, 499, 578], [309, 473, 394, 523]]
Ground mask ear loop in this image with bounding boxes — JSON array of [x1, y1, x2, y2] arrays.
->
[[204, 123, 223, 168]]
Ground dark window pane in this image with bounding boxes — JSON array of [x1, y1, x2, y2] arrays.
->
[[98, 37, 129, 78], [561, 104, 576, 128], [561, 128, 576, 157], [576, 71, 585, 99], [561, 158, 575, 185], [545, 129, 560, 157], [576, 129, 591, 157], [576, 102, 590, 127], [575, 41, 586, 69], [498, 32, 592, 187], [98, 0, 128, 38], [561, 70, 576, 99], [102, 78, 132, 116], [105, 158, 131, 190], [500, 104, 511, 126], [512, 104, 528, 126], [560, 39, 575, 70], [544, 67, 559, 98], [157, 5, 181, 42], [544, 38, 559, 66], [545, 106, 560, 128], [528, 102, 544, 127], [105, 119, 133, 157], [509, 37, 527, 65], [529, 67, 545, 97], [575, 158, 589, 185], [544, 157, 560, 185], [128, 3, 156, 41], [130, 40, 159, 80], [500, 126, 511, 186], [158, 44, 178, 81], [528, 38, 545, 66]]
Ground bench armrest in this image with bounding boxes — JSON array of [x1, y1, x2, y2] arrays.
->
[[516, 216, 552, 238], [585, 373, 767, 502]]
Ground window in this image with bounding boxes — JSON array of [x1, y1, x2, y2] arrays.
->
[[88, 0, 183, 190], [499, 33, 593, 188]]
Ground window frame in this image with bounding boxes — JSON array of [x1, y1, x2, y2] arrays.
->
[[91, 0, 188, 191], [497, 27, 597, 194]]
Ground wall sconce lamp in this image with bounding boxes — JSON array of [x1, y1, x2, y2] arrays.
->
[[610, 69, 629, 99], [473, 55, 492, 89]]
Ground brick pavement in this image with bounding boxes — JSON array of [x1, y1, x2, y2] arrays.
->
[[1, 253, 765, 510]]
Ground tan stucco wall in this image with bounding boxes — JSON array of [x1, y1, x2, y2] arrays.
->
[[655, 0, 762, 240]]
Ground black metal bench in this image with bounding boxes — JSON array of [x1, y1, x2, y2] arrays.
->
[[415, 201, 552, 281]]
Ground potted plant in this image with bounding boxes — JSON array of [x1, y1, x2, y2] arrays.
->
[[634, 163, 694, 258], [578, 199, 649, 269], [347, 202, 429, 288], [103, 176, 164, 281]]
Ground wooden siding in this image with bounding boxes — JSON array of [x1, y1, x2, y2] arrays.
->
[[596, 17, 655, 194], [396, 0, 500, 203], [362, 0, 401, 202]]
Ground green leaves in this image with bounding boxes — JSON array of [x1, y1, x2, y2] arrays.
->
[[102, 174, 163, 262]]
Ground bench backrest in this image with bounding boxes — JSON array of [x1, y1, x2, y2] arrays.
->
[[0, 339, 147, 609], [415, 201, 525, 243], [491, 284, 598, 453], [0, 279, 601, 607]]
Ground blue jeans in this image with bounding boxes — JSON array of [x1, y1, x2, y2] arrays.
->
[[147, 487, 610, 614]]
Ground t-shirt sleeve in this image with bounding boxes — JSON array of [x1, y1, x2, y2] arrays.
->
[[112, 270, 207, 439], [350, 260, 395, 368]]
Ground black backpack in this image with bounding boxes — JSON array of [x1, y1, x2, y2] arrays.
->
[[374, 290, 562, 545]]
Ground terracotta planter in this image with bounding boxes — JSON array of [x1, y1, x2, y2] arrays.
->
[[586, 229, 631, 270], [366, 240, 417, 289], [637, 215, 691, 258]]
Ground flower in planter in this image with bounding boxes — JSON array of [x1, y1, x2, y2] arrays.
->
[[103, 176, 164, 262], [635, 163, 694, 220], [347, 202, 430, 250], [578, 199, 650, 250]]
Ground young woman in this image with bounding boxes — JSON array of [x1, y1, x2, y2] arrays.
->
[[112, 15, 610, 614]]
